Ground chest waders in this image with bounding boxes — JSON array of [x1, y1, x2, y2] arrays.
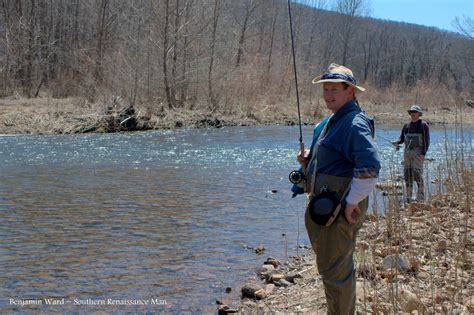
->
[[304, 125, 369, 315], [403, 133, 425, 202]]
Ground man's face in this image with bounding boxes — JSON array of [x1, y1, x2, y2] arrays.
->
[[322, 82, 354, 113], [409, 111, 421, 121]]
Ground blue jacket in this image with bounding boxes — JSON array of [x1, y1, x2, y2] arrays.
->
[[315, 100, 380, 179], [291, 100, 380, 196]]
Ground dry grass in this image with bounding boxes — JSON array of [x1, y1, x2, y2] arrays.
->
[[235, 110, 473, 314], [0, 79, 473, 135], [236, 171, 472, 314]]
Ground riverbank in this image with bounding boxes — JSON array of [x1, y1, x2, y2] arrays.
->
[[0, 96, 473, 134], [221, 178, 473, 314]]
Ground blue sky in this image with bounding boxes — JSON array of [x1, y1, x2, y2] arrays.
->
[[369, 0, 473, 32]]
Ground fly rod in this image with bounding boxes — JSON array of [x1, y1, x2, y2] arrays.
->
[[287, 0, 303, 259], [377, 134, 395, 144], [287, 0, 304, 155]]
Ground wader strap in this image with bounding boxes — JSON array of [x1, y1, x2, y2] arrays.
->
[[307, 120, 332, 198]]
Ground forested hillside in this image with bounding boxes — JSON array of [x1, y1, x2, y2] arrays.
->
[[1, 0, 473, 118]]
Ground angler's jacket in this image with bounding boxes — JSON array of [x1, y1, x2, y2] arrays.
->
[[291, 100, 380, 196], [313, 100, 381, 179]]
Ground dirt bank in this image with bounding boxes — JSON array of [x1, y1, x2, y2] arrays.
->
[[218, 185, 472, 314], [0, 96, 473, 135]]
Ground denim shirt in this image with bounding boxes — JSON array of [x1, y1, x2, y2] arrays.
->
[[315, 100, 381, 179]]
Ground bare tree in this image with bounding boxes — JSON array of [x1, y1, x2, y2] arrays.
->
[[235, 0, 259, 68], [0, 0, 472, 108], [452, 15, 474, 39], [208, 0, 220, 110], [333, 0, 366, 65]]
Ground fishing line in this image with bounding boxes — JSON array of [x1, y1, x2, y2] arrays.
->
[[377, 134, 395, 144]]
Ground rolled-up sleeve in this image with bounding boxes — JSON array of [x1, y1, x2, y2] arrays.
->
[[346, 117, 381, 179], [344, 116, 381, 204]]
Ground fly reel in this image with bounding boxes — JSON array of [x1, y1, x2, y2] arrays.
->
[[289, 170, 305, 184]]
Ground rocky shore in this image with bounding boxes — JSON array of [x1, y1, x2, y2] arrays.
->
[[218, 186, 473, 314]]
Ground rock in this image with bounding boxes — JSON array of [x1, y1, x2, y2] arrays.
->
[[464, 297, 474, 314], [265, 283, 275, 294], [218, 305, 238, 314], [255, 245, 265, 254], [265, 257, 281, 268], [241, 283, 267, 300], [400, 289, 426, 313], [269, 273, 285, 282], [274, 279, 292, 287], [381, 254, 411, 272], [256, 264, 275, 279], [285, 271, 303, 283], [225, 287, 232, 294]]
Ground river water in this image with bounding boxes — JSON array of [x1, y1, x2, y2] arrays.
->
[[0, 125, 471, 313]]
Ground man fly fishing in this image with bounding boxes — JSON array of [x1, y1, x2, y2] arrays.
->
[[292, 63, 381, 314], [286, 2, 380, 312], [391, 105, 430, 203]]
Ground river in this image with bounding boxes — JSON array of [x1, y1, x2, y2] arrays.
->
[[0, 125, 471, 313]]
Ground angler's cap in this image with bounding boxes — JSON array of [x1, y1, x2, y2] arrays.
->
[[312, 63, 366, 92], [408, 105, 423, 116]]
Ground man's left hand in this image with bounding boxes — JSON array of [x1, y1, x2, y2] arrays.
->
[[344, 203, 360, 225]]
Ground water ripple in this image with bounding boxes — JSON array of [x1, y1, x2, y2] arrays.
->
[[0, 126, 472, 312]]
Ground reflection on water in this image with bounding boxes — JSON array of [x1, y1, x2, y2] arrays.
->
[[0, 126, 472, 312]]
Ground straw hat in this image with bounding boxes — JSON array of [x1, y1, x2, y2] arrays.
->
[[312, 63, 365, 92]]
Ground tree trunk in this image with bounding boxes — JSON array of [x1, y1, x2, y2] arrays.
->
[[163, 0, 174, 109], [208, 0, 220, 110]]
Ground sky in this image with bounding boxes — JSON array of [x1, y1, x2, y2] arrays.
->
[[369, 0, 473, 32]]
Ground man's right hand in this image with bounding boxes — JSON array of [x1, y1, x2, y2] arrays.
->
[[297, 149, 310, 167]]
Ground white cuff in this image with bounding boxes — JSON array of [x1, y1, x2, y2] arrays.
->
[[345, 177, 377, 205]]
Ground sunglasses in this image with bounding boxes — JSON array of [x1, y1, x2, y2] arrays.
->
[[408, 111, 419, 114]]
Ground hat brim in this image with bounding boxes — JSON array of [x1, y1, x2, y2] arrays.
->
[[312, 77, 366, 92], [408, 110, 422, 116]]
